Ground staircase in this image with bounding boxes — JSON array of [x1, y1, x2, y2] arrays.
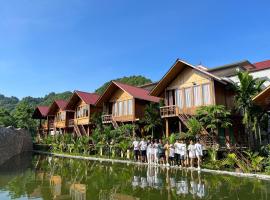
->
[[74, 124, 88, 137], [111, 119, 119, 129], [74, 124, 82, 137], [178, 113, 215, 148]]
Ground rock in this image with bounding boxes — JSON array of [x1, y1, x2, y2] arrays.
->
[[0, 127, 33, 165]]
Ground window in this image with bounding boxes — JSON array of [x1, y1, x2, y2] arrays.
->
[[76, 105, 89, 118], [175, 89, 184, 109], [123, 100, 128, 115], [128, 99, 133, 115], [119, 101, 123, 116], [202, 84, 211, 105], [193, 85, 202, 106], [185, 88, 192, 108]]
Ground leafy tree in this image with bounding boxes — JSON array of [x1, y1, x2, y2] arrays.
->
[[12, 101, 38, 133], [140, 102, 162, 138], [186, 117, 202, 137], [232, 71, 265, 148], [95, 75, 152, 95], [0, 94, 19, 111], [0, 108, 15, 127], [196, 105, 232, 137]]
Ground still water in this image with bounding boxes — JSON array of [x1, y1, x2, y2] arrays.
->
[[0, 153, 269, 200]]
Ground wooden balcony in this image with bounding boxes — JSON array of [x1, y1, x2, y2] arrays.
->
[[102, 114, 112, 123], [160, 105, 179, 118], [102, 114, 135, 123], [68, 119, 74, 127], [48, 121, 55, 129]]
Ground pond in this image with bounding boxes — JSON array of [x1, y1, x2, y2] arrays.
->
[[0, 153, 269, 200]]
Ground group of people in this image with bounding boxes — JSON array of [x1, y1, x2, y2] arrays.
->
[[132, 138, 203, 169]]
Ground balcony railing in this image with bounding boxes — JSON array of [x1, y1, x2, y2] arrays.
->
[[160, 105, 179, 118], [68, 119, 74, 127], [102, 114, 112, 123], [48, 121, 55, 129]]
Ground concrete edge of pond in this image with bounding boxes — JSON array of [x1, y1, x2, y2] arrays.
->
[[33, 150, 270, 181]]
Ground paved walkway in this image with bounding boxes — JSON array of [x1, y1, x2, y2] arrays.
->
[[34, 150, 270, 181]]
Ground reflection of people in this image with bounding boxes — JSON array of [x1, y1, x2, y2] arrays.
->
[[197, 171, 205, 198], [195, 140, 203, 170], [132, 138, 140, 161], [188, 140, 196, 168], [132, 176, 140, 188]]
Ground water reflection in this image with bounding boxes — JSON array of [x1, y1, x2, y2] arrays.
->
[[0, 154, 269, 200], [131, 166, 206, 198]]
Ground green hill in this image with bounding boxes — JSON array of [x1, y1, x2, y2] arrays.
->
[[95, 75, 152, 95]]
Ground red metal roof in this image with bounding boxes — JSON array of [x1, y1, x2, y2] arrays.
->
[[251, 60, 270, 71], [37, 106, 49, 117], [32, 106, 49, 119], [54, 100, 68, 110], [113, 81, 160, 103], [75, 90, 100, 105]]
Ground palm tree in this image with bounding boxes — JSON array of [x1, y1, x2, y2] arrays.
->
[[232, 71, 265, 148], [140, 102, 162, 138]]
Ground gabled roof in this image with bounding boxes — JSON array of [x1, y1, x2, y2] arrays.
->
[[150, 59, 228, 96], [32, 106, 49, 119], [95, 81, 160, 106], [75, 90, 100, 105], [251, 60, 270, 71], [65, 90, 100, 110], [253, 85, 270, 109], [47, 100, 67, 115]]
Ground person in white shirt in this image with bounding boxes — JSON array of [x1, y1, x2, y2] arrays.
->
[[169, 144, 175, 166], [174, 139, 181, 166], [195, 140, 203, 169], [188, 140, 196, 168], [179, 140, 187, 167], [139, 138, 148, 163], [132, 138, 140, 161], [147, 141, 153, 164]]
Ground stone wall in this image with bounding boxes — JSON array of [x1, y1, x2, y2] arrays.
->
[[0, 126, 33, 165]]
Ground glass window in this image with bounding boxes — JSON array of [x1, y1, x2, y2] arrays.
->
[[123, 100, 128, 116], [185, 88, 192, 108], [193, 85, 202, 106], [128, 99, 133, 115], [175, 89, 184, 109], [202, 84, 211, 105]]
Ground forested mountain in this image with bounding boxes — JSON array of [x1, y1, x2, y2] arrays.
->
[[0, 94, 19, 112], [0, 75, 152, 132], [95, 75, 152, 94]]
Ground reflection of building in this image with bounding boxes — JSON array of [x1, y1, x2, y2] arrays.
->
[[70, 183, 86, 200], [50, 175, 62, 197]]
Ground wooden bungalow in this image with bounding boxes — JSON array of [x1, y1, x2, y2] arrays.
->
[[32, 106, 49, 135], [95, 81, 160, 130], [253, 85, 270, 145], [47, 100, 69, 135], [65, 90, 101, 136], [150, 59, 243, 147]]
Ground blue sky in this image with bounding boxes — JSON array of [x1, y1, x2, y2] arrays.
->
[[0, 0, 270, 98]]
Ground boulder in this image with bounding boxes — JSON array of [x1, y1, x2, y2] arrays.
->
[[0, 127, 33, 165]]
